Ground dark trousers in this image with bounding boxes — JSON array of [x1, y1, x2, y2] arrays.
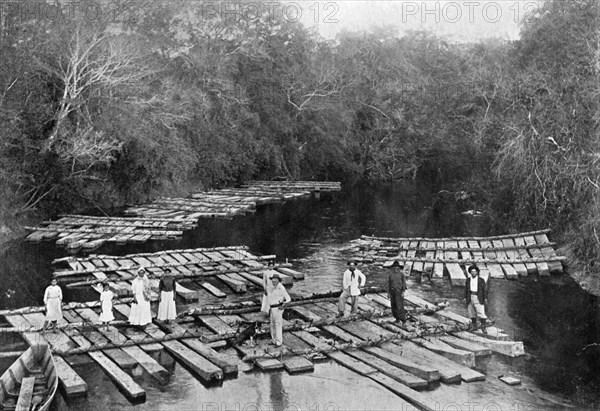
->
[[390, 289, 406, 322]]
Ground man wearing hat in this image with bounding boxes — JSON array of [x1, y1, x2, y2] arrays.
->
[[337, 262, 366, 317], [268, 274, 291, 346], [465, 265, 488, 333]]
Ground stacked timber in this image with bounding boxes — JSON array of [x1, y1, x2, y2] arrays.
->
[[127, 180, 341, 220], [51, 246, 303, 301], [25, 214, 197, 251], [348, 229, 565, 285]]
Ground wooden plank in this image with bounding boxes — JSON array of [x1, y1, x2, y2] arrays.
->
[[343, 350, 427, 388], [422, 241, 435, 275], [290, 306, 323, 322], [535, 234, 563, 274], [445, 241, 466, 286], [276, 267, 305, 280], [458, 240, 472, 260], [403, 292, 436, 311], [182, 339, 238, 377], [320, 325, 363, 344], [362, 346, 439, 382], [216, 274, 246, 293], [336, 320, 396, 342], [492, 240, 518, 279], [88, 350, 146, 401], [282, 332, 313, 351], [162, 340, 223, 383], [500, 376, 521, 385], [63, 310, 138, 369], [453, 332, 525, 357], [438, 335, 492, 357], [501, 263, 519, 280], [282, 356, 314, 373], [434, 309, 471, 327], [369, 372, 435, 411], [433, 240, 444, 277], [292, 330, 334, 352], [413, 314, 457, 333], [199, 282, 227, 298], [236, 271, 264, 287], [524, 236, 549, 275], [169, 253, 191, 264], [514, 237, 534, 275], [103, 348, 138, 370], [54, 356, 88, 397], [121, 345, 169, 384], [255, 358, 285, 371], [175, 282, 200, 301], [198, 316, 236, 335], [414, 338, 475, 367], [362, 293, 391, 309], [502, 238, 528, 276], [393, 341, 485, 383], [4, 315, 48, 348], [480, 240, 505, 278], [16, 376, 35, 411], [21, 312, 76, 353], [326, 350, 378, 376], [379, 340, 460, 384]]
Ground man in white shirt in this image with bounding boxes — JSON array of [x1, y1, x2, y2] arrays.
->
[[268, 274, 291, 346], [337, 262, 366, 317]]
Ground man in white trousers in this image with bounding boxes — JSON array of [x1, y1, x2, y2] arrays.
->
[[268, 274, 291, 347], [337, 261, 366, 317]]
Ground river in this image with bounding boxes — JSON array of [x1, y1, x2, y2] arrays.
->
[[1, 181, 599, 410]]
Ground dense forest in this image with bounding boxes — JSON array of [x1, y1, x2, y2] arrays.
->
[[0, 1, 598, 279]]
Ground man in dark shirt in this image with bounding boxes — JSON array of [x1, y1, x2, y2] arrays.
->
[[388, 265, 409, 325], [465, 265, 488, 333]]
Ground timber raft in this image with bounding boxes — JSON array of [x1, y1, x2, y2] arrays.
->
[[24, 180, 341, 251], [126, 180, 342, 219], [347, 229, 565, 285], [51, 246, 302, 302], [0, 288, 526, 409]]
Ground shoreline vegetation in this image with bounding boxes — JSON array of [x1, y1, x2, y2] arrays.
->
[[0, 1, 598, 292]]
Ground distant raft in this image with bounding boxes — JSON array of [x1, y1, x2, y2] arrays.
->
[[347, 229, 565, 285]]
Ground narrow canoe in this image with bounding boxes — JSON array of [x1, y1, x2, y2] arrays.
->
[[0, 344, 58, 411]]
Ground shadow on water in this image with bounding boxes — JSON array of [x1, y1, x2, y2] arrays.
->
[[0, 180, 599, 408]]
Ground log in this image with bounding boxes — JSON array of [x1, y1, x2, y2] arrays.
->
[[54, 356, 88, 397], [181, 338, 238, 377], [362, 346, 440, 382], [88, 350, 146, 401], [359, 229, 551, 242], [343, 349, 427, 388], [282, 356, 314, 373], [393, 340, 486, 383], [162, 340, 223, 383], [437, 335, 492, 357], [453, 332, 525, 357]]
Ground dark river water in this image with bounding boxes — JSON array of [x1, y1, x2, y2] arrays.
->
[[1, 181, 599, 410]]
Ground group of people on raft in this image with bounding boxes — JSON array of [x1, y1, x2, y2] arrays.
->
[[334, 261, 489, 333], [41, 268, 178, 332], [41, 261, 489, 339]]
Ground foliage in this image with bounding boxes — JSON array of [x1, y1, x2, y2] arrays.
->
[[0, 0, 598, 278]]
